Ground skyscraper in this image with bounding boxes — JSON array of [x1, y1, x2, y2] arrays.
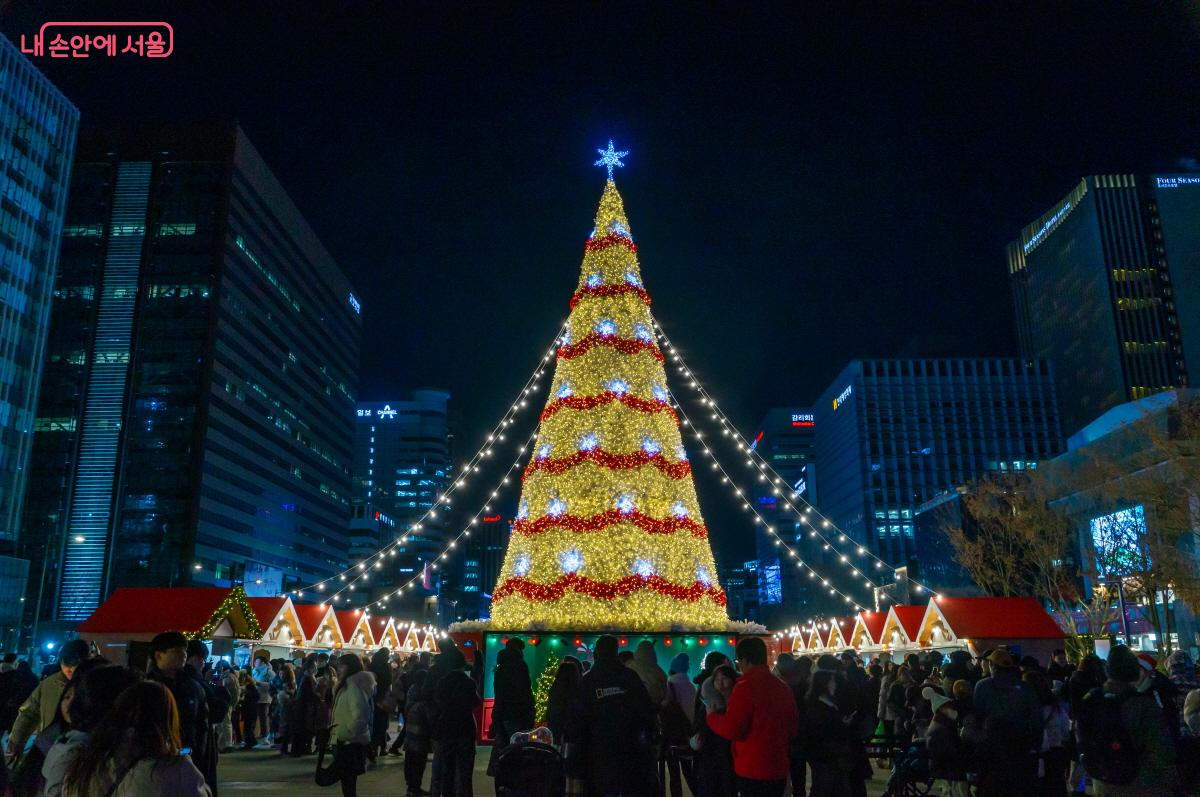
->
[[23, 123, 360, 626], [353, 391, 452, 592], [0, 36, 79, 647], [1008, 174, 1200, 436], [749, 407, 817, 626], [811, 359, 1062, 569]]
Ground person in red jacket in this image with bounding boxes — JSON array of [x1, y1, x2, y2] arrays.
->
[[706, 638, 799, 797]]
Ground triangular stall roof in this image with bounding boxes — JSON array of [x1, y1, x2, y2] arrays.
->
[[294, 603, 343, 648], [335, 610, 375, 649], [247, 597, 303, 647], [419, 629, 439, 652], [402, 626, 422, 652], [918, 597, 1066, 647], [369, 616, 401, 650], [827, 617, 855, 650], [805, 625, 824, 651], [851, 610, 888, 649], [77, 587, 260, 639], [880, 605, 927, 650]]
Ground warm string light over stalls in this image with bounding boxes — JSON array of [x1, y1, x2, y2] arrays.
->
[[665, 387, 871, 611], [653, 323, 941, 604], [285, 323, 567, 602]]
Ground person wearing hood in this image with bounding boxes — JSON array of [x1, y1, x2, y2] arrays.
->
[[627, 640, 668, 706], [662, 652, 698, 797], [487, 639, 534, 781], [693, 664, 737, 797], [1089, 645, 1178, 797], [330, 653, 375, 797], [570, 635, 657, 797]]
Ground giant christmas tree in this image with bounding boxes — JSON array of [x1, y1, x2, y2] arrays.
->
[[489, 144, 728, 631]]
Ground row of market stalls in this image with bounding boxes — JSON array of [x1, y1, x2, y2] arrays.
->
[[76, 587, 446, 665], [780, 596, 1066, 664]]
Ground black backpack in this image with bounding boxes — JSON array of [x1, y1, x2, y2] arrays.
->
[[1076, 687, 1139, 785]]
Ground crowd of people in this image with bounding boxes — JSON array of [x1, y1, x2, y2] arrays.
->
[[0, 633, 1197, 797], [493, 636, 1200, 797]]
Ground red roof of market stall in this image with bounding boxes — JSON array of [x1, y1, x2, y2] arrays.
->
[[893, 605, 926, 639], [858, 610, 888, 644], [77, 587, 256, 637], [931, 596, 1064, 640]]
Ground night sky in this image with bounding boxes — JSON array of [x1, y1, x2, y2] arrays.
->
[[5, 2, 1200, 564]]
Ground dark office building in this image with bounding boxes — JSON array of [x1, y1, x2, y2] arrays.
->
[[353, 392, 452, 596], [749, 407, 817, 626], [811, 359, 1063, 569], [1008, 174, 1200, 436], [23, 123, 361, 625], [0, 36, 79, 646], [459, 513, 508, 620]]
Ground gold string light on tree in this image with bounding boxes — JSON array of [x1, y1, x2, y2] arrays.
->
[[489, 145, 727, 632]]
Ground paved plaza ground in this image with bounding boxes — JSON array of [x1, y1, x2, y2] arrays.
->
[[218, 746, 897, 796]]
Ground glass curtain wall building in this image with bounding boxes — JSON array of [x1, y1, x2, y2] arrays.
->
[[353, 391, 452, 601], [0, 36, 79, 647], [749, 407, 817, 626], [22, 123, 360, 625], [811, 359, 1062, 570], [1008, 175, 1200, 436]]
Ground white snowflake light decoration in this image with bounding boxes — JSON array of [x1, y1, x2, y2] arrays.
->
[[517, 500, 529, 520], [586, 272, 603, 288], [605, 378, 630, 396], [675, 444, 688, 461], [672, 500, 689, 518], [695, 565, 713, 587], [633, 323, 654, 343], [652, 384, 669, 403], [578, 432, 599, 451], [514, 553, 532, 577], [557, 382, 573, 399], [595, 319, 618, 338], [641, 436, 662, 456], [560, 328, 572, 346], [624, 270, 642, 287], [633, 559, 656, 579], [558, 548, 584, 574], [537, 443, 552, 460], [547, 497, 568, 517], [615, 493, 636, 515]]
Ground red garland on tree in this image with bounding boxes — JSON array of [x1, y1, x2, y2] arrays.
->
[[522, 448, 692, 480], [513, 508, 708, 539]]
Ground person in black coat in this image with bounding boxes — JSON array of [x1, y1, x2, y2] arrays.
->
[[487, 639, 535, 781], [147, 632, 215, 794], [369, 648, 393, 759], [291, 655, 318, 756], [432, 662, 480, 797], [569, 635, 658, 797]]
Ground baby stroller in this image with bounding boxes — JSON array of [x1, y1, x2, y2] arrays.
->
[[495, 728, 565, 797]]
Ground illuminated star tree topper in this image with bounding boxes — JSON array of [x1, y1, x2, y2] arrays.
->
[[594, 139, 628, 180]]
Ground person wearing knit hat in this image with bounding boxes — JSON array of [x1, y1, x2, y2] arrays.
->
[[1089, 645, 1180, 796], [922, 685, 968, 781]]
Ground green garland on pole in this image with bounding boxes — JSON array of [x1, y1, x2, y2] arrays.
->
[[533, 653, 560, 725]]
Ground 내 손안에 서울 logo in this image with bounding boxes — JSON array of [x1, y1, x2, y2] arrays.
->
[[19, 21, 174, 59]]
